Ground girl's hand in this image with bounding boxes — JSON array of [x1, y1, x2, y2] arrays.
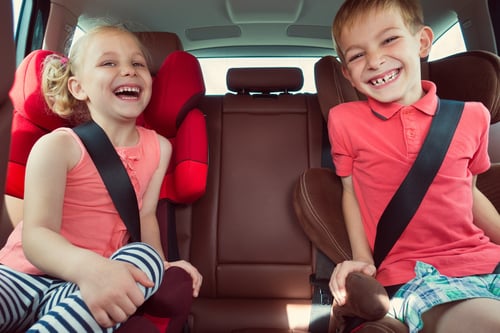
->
[[164, 260, 203, 297], [329, 260, 376, 306], [78, 258, 154, 328]]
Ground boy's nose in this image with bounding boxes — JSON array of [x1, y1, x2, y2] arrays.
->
[[367, 52, 385, 69]]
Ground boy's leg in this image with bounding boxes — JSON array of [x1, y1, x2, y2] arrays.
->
[[28, 243, 164, 333], [421, 298, 500, 333], [0, 266, 52, 333]]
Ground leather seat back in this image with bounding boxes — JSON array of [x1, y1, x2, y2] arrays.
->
[[186, 67, 324, 332]]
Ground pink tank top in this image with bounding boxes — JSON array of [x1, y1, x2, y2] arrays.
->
[[0, 126, 160, 275]]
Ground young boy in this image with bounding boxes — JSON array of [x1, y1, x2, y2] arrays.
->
[[327, 0, 500, 332]]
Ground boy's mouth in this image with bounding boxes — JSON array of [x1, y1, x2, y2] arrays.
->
[[114, 86, 141, 99], [369, 69, 400, 86]]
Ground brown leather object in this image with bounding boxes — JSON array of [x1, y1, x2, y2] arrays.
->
[[341, 272, 390, 321], [355, 316, 408, 333], [293, 167, 352, 263]]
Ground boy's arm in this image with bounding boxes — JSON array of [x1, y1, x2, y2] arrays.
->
[[342, 176, 373, 264], [341, 176, 373, 264], [472, 175, 500, 244], [329, 175, 376, 305]]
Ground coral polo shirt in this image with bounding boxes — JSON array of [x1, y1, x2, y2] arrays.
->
[[328, 80, 500, 286]]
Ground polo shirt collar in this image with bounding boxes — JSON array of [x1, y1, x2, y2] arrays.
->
[[368, 80, 439, 120]]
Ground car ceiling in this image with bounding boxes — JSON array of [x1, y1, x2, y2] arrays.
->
[[57, 0, 478, 57]]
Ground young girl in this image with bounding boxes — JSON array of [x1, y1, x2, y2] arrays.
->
[[0, 25, 202, 332]]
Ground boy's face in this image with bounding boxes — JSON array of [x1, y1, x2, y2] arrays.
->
[[337, 7, 433, 105]]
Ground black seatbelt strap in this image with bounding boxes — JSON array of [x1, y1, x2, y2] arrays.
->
[[373, 99, 465, 267], [73, 120, 141, 243], [166, 201, 180, 261]]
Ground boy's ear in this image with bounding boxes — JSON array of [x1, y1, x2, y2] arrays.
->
[[341, 65, 355, 87], [68, 76, 88, 101], [419, 26, 434, 58]]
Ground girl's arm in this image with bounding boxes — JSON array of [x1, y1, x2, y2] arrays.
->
[[22, 131, 96, 279], [139, 134, 171, 259], [472, 175, 500, 244], [22, 131, 154, 327], [329, 175, 376, 305], [140, 134, 203, 296]]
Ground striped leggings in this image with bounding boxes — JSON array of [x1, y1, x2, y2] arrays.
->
[[0, 242, 164, 333]]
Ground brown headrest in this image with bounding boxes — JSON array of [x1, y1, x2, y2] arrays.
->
[[421, 50, 500, 124], [135, 31, 183, 75], [227, 67, 303, 94], [314, 55, 365, 121]]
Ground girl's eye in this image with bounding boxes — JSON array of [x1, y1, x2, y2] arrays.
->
[[101, 61, 115, 67], [133, 62, 146, 67]]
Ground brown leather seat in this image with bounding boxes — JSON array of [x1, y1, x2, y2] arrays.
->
[[181, 67, 324, 332], [294, 51, 500, 332]]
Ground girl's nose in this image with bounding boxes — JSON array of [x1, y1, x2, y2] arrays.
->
[[121, 64, 137, 76]]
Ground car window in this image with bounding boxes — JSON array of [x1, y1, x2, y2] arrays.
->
[[428, 21, 466, 61], [12, 0, 22, 35], [199, 57, 319, 95]]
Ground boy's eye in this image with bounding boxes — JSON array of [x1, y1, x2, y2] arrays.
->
[[347, 53, 364, 63], [133, 61, 146, 67], [383, 36, 399, 45]]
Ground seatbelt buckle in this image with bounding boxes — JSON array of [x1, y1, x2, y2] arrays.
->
[[310, 274, 333, 305]]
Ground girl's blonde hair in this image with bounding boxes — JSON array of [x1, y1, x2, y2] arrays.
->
[[332, 0, 425, 62], [41, 24, 150, 124]]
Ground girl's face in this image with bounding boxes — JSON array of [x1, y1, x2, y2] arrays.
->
[[68, 29, 152, 123], [337, 7, 433, 106]]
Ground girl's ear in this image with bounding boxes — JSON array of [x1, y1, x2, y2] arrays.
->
[[419, 26, 434, 58], [68, 76, 87, 101]]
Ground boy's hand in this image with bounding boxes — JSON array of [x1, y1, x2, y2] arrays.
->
[[77, 258, 154, 328], [164, 260, 203, 297], [329, 260, 376, 306]]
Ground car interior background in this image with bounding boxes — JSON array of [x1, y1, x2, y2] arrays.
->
[[2, 0, 500, 332]]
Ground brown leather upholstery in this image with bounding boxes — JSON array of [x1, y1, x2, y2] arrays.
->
[[182, 67, 324, 332], [0, 1, 16, 246], [294, 51, 500, 332], [227, 67, 304, 94]]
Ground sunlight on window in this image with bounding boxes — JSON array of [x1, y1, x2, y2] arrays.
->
[[12, 0, 22, 32], [428, 23, 466, 61], [199, 57, 319, 95]]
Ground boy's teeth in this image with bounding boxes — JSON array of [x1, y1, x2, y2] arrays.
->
[[371, 70, 398, 86]]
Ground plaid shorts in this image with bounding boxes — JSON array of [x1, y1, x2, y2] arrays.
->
[[387, 261, 500, 333]]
